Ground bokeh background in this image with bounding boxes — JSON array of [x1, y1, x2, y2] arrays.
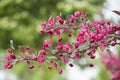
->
[[0, 0, 120, 80]]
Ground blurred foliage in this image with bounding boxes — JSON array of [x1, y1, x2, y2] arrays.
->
[[88, 0, 105, 6], [0, 0, 105, 50], [9, 62, 59, 80], [115, 45, 120, 58], [95, 59, 111, 80]]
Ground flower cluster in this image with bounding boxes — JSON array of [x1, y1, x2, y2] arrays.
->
[[101, 53, 120, 80], [4, 10, 120, 75]]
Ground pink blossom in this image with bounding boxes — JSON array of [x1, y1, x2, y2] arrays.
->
[[58, 18, 64, 24], [112, 71, 120, 80], [4, 10, 120, 76], [7, 48, 13, 53], [57, 52, 63, 57], [58, 68, 62, 74], [56, 44, 63, 50], [41, 22, 47, 29], [33, 56, 38, 61], [58, 37, 62, 43], [101, 53, 120, 80], [47, 19, 55, 28], [98, 20, 105, 26], [73, 41, 80, 49], [4, 62, 13, 69], [70, 15, 76, 23], [69, 63, 73, 67], [40, 49, 46, 55], [74, 11, 82, 18], [40, 29, 45, 35], [37, 55, 45, 64], [63, 43, 71, 52], [89, 63, 94, 67], [29, 65, 34, 69], [26, 46, 30, 50], [48, 66, 52, 70], [54, 28, 61, 35], [61, 56, 69, 64], [10, 53, 16, 59], [47, 29, 53, 35], [43, 40, 50, 49], [111, 41, 116, 46], [87, 48, 95, 56], [74, 51, 80, 59], [52, 61, 57, 68], [5, 55, 11, 63]]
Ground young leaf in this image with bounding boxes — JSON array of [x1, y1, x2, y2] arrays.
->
[[112, 10, 120, 16], [18, 46, 25, 56]]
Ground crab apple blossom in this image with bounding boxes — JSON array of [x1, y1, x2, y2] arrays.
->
[[4, 10, 120, 78], [101, 52, 120, 80], [48, 66, 52, 70], [69, 63, 73, 67], [29, 65, 35, 69], [10, 53, 16, 59], [4, 62, 13, 69], [7, 48, 13, 53], [58, 68, 63, 74], [37, 55, 45, 64], [89, 63, 94, 67]]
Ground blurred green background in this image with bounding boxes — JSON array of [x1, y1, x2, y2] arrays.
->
[[0, 0, 114, 80], [0, 0, 106, 50]]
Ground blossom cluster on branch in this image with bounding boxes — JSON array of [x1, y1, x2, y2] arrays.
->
[[4, 10, 120, 76], [101, 53, 120, 80]]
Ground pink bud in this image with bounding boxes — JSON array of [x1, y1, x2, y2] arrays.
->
[[99, 20, 105, 26], [40, 29, 45, 35], [10, 53, 16, 59], [68, 52, 72, 55], [41, 22, 47, 29], [54, 28, 61, 35], [63, 43, 71, 52], [50, 60, 55, 64], [90, 54, 95, 59], [87, 48, 95, 55], [43, 40, 49, 49], [89, 63, 94, 67], [74, 51, 80, 59], [58, 68, 63, 74], [74, 41, 80, 49], [69, 63, 74, 67], [107, 21, 110, 25], [33, 56, 38, 61], [26, 46, 30, 50], [47, 29, 53, 35], [4, 63, 13, 69], [85, 12, 89, 17], [68, 33, 72, 37], [56, 44, 63, 50], [74, 11, 82, 18], [29, 65, 34, 69], [58, 52, 63, 57], [58, 37, 63, 43], [59, 19, 64, 24], [111, 41, 116, 46], [37, 56, 45, 64], [48, 66, 52, 70], [40, 49, 46, 55], [5, 55, 11, 63], [47, 19, 55, 28], [70, 15, 75, 23], [53, 62, 57, 68], [7, 48, 13, 53]]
